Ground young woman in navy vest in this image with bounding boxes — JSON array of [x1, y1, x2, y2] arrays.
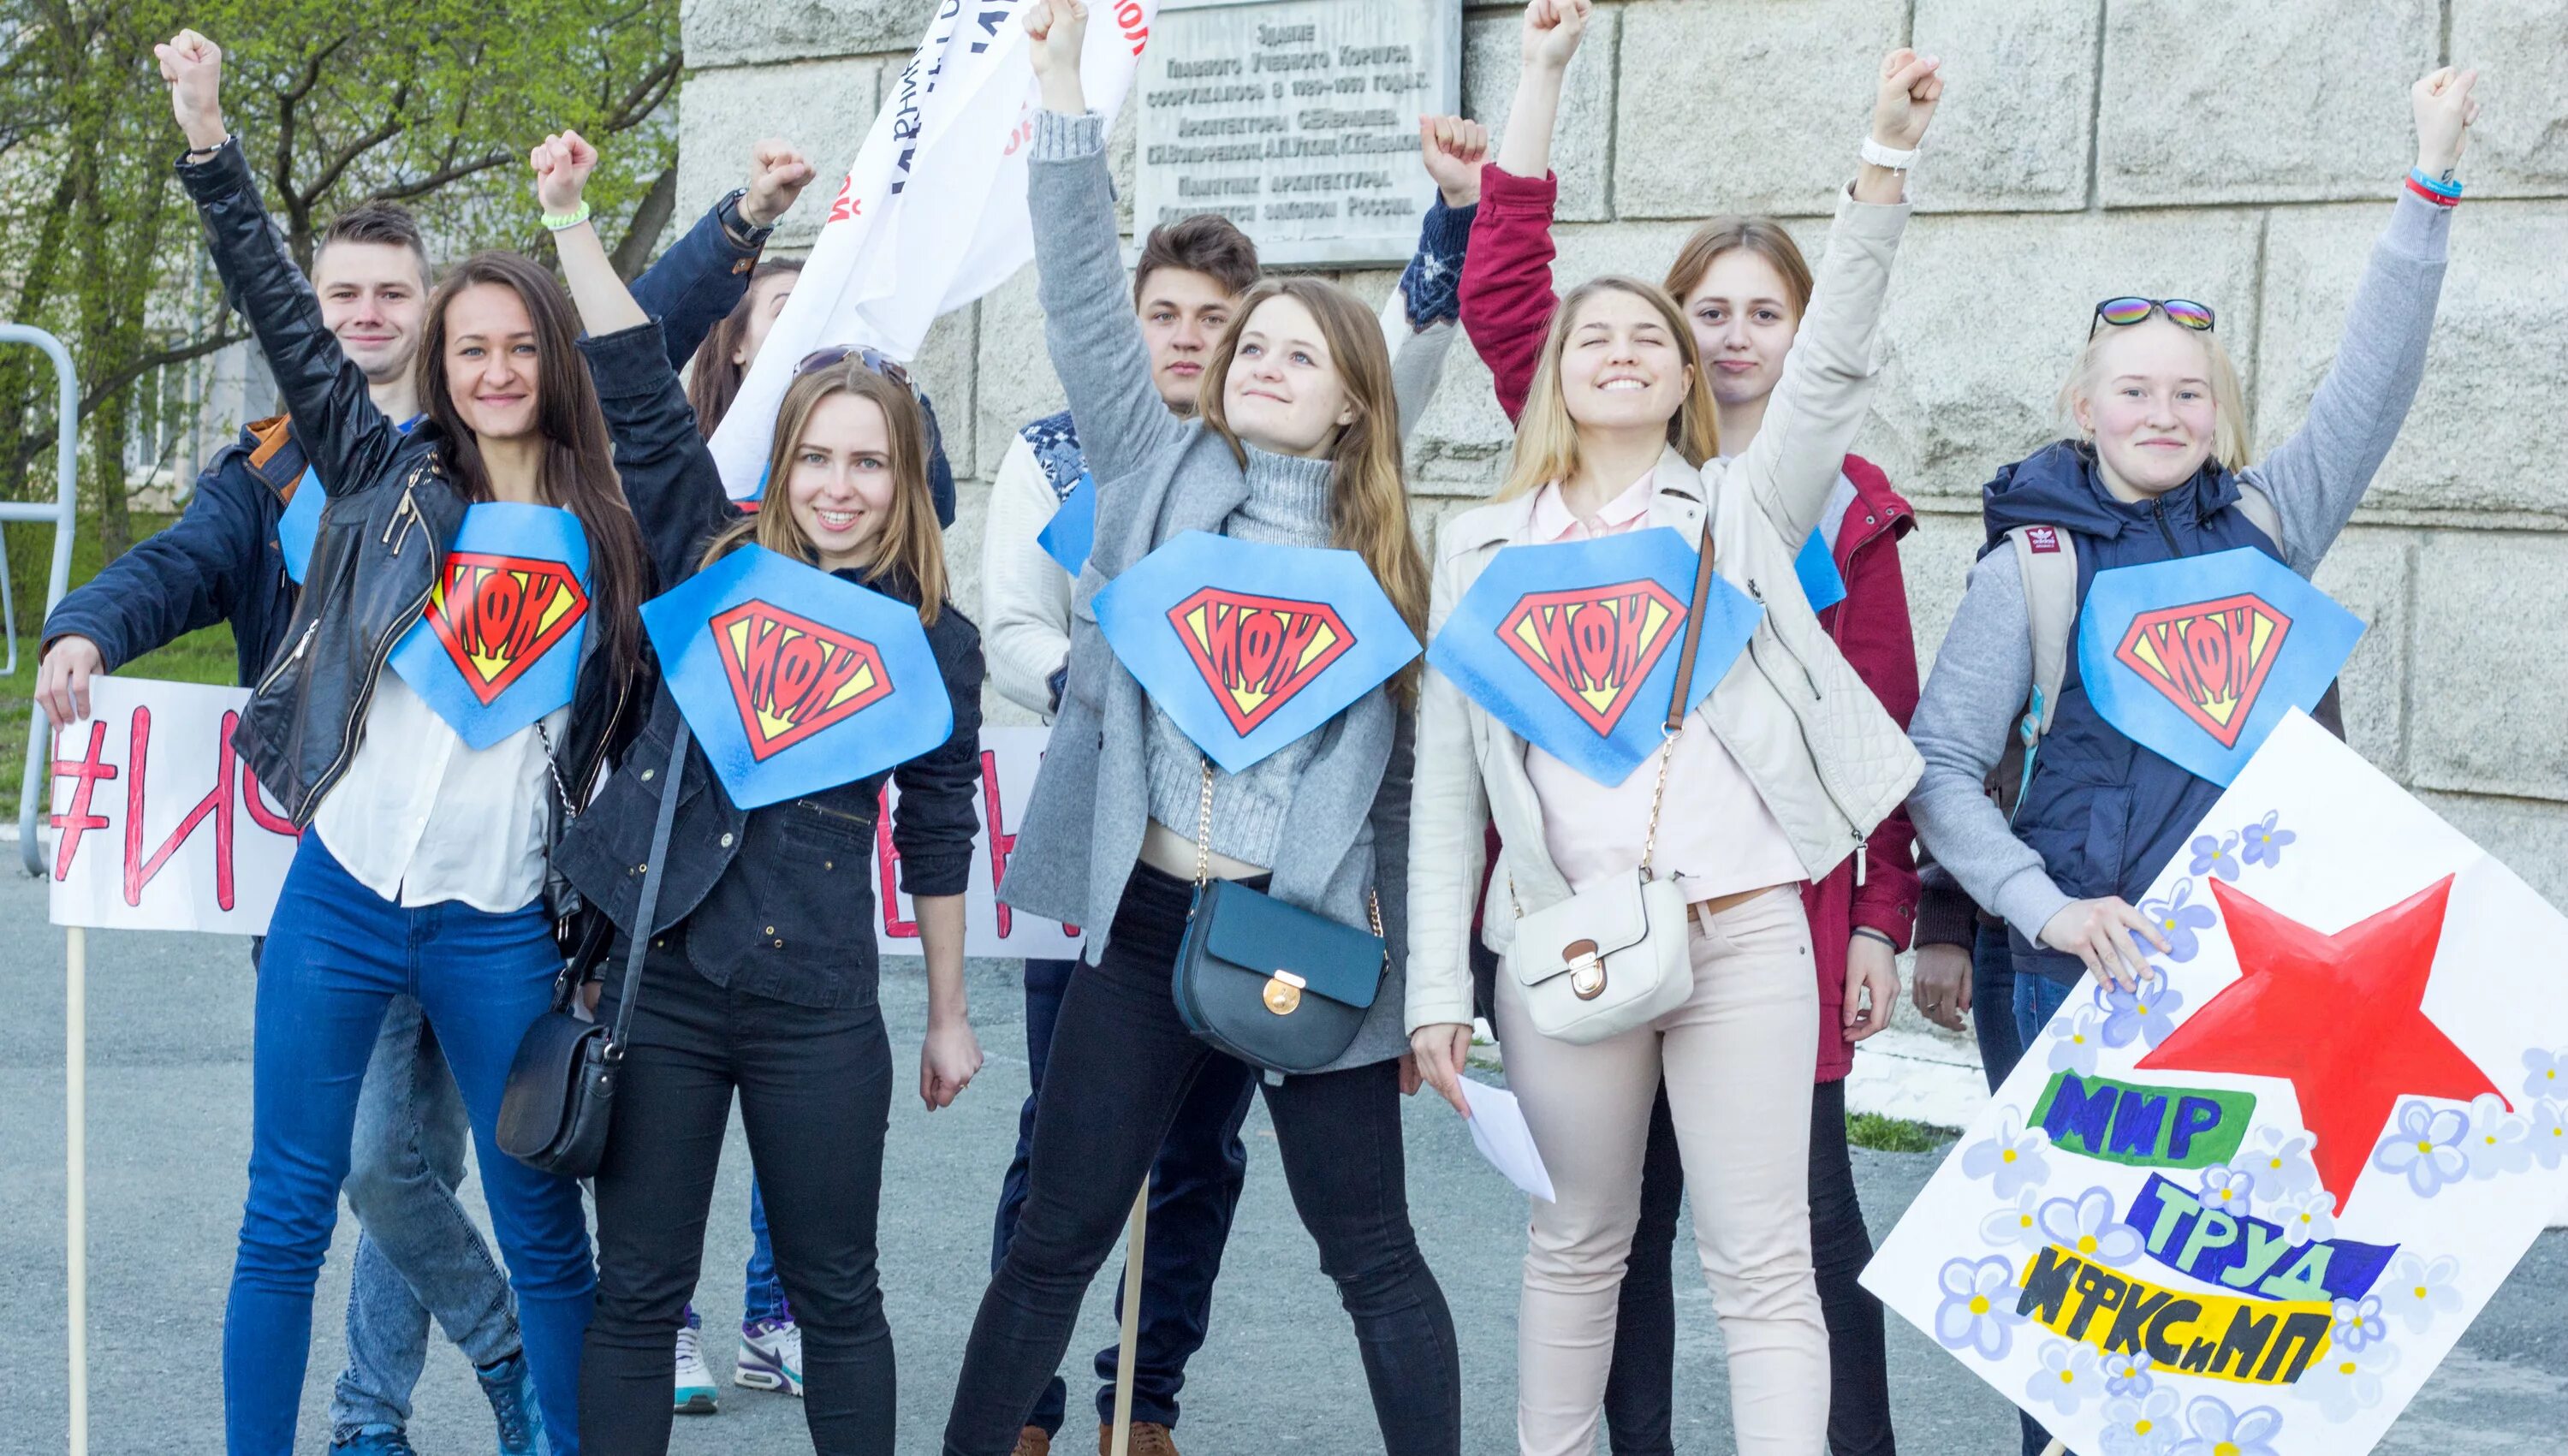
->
[[534, 133, 986, 1456], [1909, 96, 2477, 1456]]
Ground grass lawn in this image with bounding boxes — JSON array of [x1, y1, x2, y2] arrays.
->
[[2, 509, 245, 825]]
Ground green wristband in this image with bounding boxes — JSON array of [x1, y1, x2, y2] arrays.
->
[[540, 200, 592, 232]]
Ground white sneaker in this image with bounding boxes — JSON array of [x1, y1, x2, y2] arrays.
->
[[675, 1322, 720, 1414], [734, 1315, 805, 1397]]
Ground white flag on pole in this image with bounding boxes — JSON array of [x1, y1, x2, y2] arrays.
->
[[706, 0, 1161, 499]]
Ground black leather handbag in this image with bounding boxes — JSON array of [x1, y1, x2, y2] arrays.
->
[[497, 721, 691, 1177], [1170, 759, 1386, 1074]]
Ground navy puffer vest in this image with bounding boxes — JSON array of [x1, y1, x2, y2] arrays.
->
[[1982, 443, 2283, 986]]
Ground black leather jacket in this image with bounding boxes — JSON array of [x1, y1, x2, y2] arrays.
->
[[180, 137, 639, 835], [553, 324, 984, 1010]]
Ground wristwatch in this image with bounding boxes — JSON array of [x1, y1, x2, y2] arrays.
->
[[716, 187, 776, 253]]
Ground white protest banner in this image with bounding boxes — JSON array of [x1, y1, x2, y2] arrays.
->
[[45, 676, 302, 935], [873, 723, 1081, 961], [707, 0, 1160, 499], [1863, 711, 2568, 1456]]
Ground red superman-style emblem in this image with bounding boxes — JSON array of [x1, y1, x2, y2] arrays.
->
[[1168, 587, 1356, 736], [712, 599, 895, 761], [423, 553, 590, 705], [1499, 581, 1684, 736], [2113, 592, 2292, 749]]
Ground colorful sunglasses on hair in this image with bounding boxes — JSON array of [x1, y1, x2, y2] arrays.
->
[[794, 343, 913, 389], [2090, 297, 2215, 337]]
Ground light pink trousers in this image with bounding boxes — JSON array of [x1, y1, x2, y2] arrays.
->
[[1494, 888, 1828, 1456]]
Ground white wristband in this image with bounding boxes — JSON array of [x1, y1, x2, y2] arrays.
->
[[1859, 135, 1919, 171]]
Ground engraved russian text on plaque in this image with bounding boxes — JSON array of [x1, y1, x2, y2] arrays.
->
[[1133, 0, 1464, 267]]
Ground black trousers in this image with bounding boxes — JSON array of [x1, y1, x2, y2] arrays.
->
[[1605, 1078, 1893, 1456], [943, 863, 1460, 1456], [584, 944, 896, 1455]]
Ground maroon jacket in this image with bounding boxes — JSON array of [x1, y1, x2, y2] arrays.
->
[[1459, 163, 1921, 1083]]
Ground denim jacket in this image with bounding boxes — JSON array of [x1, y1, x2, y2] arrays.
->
[[552, 322, 984, 1009]]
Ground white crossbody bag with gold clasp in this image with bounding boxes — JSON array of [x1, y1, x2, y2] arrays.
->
[[1503, 522, 1722, 1044]]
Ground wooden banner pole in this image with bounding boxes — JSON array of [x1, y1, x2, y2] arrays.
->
[[1108, 1178, 1150, 1456], [2039, 1440, 2067, 1456], [66, 924, 87, 1456]]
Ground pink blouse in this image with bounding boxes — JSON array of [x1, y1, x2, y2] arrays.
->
[[1518, 473, 1808, 903]]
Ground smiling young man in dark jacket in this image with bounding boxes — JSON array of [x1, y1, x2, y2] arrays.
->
[[35, 152, 805, 1456]]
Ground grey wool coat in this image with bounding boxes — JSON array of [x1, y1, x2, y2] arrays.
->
[[994, 110, 1415, 1074]]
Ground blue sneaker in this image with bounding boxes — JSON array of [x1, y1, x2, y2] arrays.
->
[[332, 1429, 420, 1456], [476, 1351, 547, 1456]]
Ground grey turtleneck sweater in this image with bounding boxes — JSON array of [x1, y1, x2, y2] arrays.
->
[[1142, 446, 1338, 869]]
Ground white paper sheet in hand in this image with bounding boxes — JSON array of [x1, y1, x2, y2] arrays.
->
[[1461, 1079, 1556, 1203]]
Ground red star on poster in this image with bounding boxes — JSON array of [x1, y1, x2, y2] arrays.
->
[[2137, 875, 2503, 1215]]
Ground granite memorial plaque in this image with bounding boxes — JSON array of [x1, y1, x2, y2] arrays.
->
[[1133, 0, 1463, 267]]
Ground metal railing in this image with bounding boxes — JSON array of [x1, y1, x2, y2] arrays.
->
[[3, 324, 81, 877]]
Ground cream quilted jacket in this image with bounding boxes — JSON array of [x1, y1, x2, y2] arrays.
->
[[1405, 191, 1923, 1033]]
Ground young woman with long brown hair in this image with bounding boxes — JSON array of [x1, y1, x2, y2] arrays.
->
[[534, 131, 986, 1456], [159, 31, 657, 1455], [1405, 6, 1942, 1451], [939, 6, 1457, 1454]]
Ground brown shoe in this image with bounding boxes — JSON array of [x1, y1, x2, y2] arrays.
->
[[1013, 1426, 1053, 1456], [1098, 1421, 1180, 1456]]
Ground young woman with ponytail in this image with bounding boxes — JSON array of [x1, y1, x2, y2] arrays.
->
[[940, 6, 1460, 1454], [1408, 4, 1942, 1450]]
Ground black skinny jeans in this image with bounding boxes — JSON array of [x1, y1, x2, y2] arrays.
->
[[1605, 1078, 1892, 1456], [585, 942, 896, 1455], [943, 863, 1461, 1455]]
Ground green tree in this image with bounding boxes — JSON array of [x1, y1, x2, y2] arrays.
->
[[0, 0, 678, 597]]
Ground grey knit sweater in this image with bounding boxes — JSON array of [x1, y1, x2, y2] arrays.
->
[[1143, 448, 1336, 867], [996, 109, 1415, 1074]]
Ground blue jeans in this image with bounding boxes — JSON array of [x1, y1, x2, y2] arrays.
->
[[1970, 922, 2028, 1093], [990, 955, 1257, 1434], [226, 833, 592, 1456], [329, 996, 522, 1443], [2012, 968, 2079, 1054]]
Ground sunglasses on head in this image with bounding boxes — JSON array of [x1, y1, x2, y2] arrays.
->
[[794, 343, 913, 390], [2090, 297, 2216, 338]]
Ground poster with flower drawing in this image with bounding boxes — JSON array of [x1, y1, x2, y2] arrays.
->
[[1864, 711, 2568, 1455]]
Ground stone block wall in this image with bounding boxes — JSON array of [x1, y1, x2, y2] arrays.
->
[[679, 0, 2568, 903]]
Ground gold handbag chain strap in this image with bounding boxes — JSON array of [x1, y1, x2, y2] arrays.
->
[[1640, 520, 1721, 880], [1199, 755, 1384, 957], [1195, 756, 1216, 888]]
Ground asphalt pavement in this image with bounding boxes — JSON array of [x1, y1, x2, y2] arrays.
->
[[1, 866, 2559, 1454]]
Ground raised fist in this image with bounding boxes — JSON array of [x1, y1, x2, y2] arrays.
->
[[1870, 47, 1945, 152], [154, 29, 228, 150], [2412, 66, 2481, 178], [1418, 115, 1491, 207], [1025, 0, 1088, 80], [740, 140, 817, 229], [1521, 0, 1590, 72], [528, 131, 599, 218]]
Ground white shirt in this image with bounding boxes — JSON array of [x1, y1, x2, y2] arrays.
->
[[1517, 471, 1806, 904], [311, 669, 566, 912]]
